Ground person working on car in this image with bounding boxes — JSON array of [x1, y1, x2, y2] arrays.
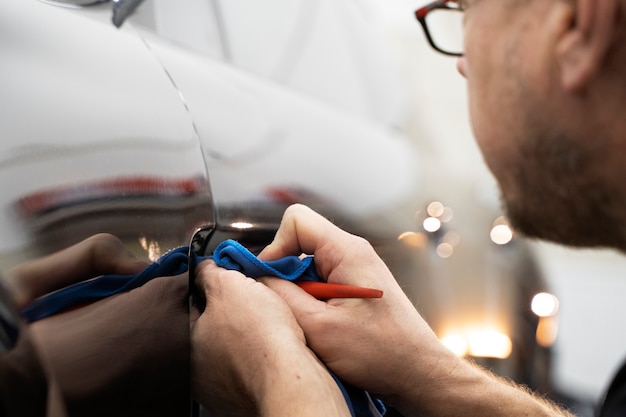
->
[[193, 0, 626, 416]]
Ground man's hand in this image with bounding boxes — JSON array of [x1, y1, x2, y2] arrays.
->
[[258, 204, 574, 417], [191, 260, 351, 417], [257, 204, 442, 399]]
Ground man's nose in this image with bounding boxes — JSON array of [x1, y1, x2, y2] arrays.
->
[[456, 57, 467, 78]]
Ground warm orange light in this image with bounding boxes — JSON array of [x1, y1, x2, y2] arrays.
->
[[467, 330, 512, 359], [536, 316, 559, 347], [441, 333, 468, 357], [397, 231, 428, 248], [139, 236, 162, 262], [440, 328, 512, 359]]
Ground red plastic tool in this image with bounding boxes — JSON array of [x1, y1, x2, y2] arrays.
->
[[296, 281, 383, 300]]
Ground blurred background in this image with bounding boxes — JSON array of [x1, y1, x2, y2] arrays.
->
[[3, 1, 626, 416], [382, 1, 626, 414], [380, 0, 626, 411]]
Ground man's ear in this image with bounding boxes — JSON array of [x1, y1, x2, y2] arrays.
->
[[556, 0, 619, 92]]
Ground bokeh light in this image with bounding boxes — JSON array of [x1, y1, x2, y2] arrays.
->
[[531, 292, 560, 317], [423, 216, 442, 232], [490, 224, 513, 245]]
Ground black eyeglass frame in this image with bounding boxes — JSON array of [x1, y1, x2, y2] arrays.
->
[[415, 0, 465, 57]]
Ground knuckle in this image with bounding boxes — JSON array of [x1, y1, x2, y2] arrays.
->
[[348, 234, 375, 253], [88, 233, 126, 256]]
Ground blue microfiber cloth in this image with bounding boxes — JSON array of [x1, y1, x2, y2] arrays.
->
[[211, 239, 320, 282], [21, 246, 190, 323], [21, 239, 385, 417]]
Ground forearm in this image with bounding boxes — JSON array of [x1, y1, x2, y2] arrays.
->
[[192, 331, 351, 417], [256, 344, 351, 417], [390, 350, 574, 417]]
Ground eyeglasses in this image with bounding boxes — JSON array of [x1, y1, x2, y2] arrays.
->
[[415, 0, 465, 57]]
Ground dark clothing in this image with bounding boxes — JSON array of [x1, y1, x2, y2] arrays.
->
[[598, 358, 626, 417]]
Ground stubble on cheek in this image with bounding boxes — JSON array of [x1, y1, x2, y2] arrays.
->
[[502, 122, 623, 248], [460, 3, 624, 247]]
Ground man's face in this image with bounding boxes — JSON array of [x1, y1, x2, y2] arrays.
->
[[457, 0, 623, 248]]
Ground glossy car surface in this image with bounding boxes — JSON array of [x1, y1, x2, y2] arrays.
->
[[0, 0, 421, 414], [0, 0, 420, 267]]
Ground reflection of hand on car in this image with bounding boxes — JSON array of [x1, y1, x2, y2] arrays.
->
[[191, 259, 351, 417], [6, 233, 148, 310], [7, 234, 190, 417], [0, 307, 52, 417]]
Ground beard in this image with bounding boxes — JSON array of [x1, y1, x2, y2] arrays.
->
[[499, 123, 626, 251], [469, 27, 626, 251]]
